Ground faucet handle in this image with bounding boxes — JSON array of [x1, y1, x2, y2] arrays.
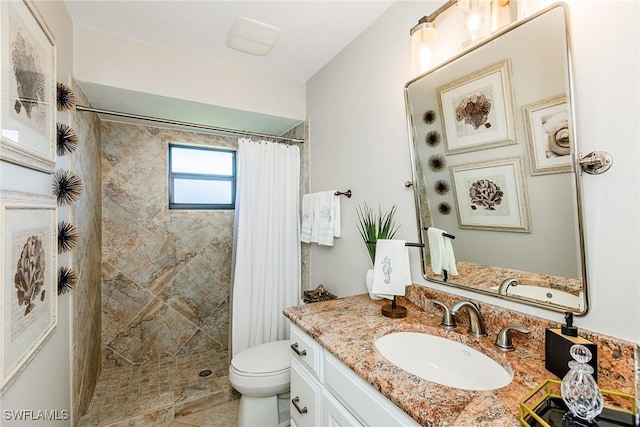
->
[[430, 299, 456, 329], [494, 326, 531, 352]]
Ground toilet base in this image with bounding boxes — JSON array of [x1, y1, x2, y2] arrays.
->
[[238, 392, 290, 427]]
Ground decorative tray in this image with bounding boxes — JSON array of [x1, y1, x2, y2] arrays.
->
[[520, 379, 636, 427], [303, 284, 337, 303]]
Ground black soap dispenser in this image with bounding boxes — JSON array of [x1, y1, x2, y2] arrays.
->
[[545, 312, 598, 381]]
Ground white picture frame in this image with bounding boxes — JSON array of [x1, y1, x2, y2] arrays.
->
[[450, 157, 531, 233], [523, 94, 572, 175], [0, 0, 56, 173], [1, 191, 57, 395], [437, 60, 517, 155]]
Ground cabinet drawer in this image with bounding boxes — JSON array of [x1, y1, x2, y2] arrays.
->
[[290, 359, 322, 427], [325, 352, 420, 427], [290, 323, 324, 381]]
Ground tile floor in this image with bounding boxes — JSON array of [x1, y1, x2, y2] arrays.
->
[[78, 350, 240, 427]]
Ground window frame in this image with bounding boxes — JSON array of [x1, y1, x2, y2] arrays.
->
[[168, 143, 236, 210]]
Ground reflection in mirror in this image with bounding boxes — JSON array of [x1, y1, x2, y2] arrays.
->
[[405, 4, 587, 314]]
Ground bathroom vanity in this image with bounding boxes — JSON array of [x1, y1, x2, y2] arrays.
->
[[289, 322, 418, 426], [284, 286, 635, 426]]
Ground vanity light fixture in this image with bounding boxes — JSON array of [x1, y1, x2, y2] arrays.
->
[[410, 0, 512, 76], [410, 0, 456, 76]]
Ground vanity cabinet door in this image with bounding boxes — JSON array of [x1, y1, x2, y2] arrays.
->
[[322, 389, 364, 427], [324, 352, 420, 427], [290, 358, 322, 427], [290, 323, 324, 381]]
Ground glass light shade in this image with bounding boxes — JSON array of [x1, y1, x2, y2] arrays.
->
[[411, 21, 437, 77], [457, 0, 492, 50], [491, 0, 515, 32]]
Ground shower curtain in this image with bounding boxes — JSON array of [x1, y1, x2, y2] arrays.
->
[[231, 138, 301, 357]]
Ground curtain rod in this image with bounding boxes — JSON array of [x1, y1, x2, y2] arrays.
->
[[74, 105, 305, 144]]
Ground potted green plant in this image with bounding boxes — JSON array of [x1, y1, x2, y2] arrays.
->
[[356, 203, 400, 264], [356, 203, 398, 300], [356, 203, 400, 299]]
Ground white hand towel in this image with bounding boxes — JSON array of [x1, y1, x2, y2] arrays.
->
[[300, 194, 313, 243], [370, 240, 410, 300], [333, 193, 341, 238], [427, 227, 458, 276], [317, 191, 338, 246]]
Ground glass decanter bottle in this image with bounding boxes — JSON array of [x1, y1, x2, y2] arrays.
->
[[561, 344, 603, 423]]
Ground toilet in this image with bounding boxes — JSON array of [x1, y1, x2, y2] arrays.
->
[[229, 340, 291, 427]]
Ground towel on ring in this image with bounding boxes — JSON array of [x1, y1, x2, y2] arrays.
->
[[427, 227, 458, 276], [316, 191, 338, 246], [300, 191, 342, 246], [370, 239, 411, 300]]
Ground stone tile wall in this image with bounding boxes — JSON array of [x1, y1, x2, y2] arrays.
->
[[70, 81, 103, 422], [99, 121, 309, 366], [101, 123, 237, 365]]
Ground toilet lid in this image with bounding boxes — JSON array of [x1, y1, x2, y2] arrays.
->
[[231, 340, 291, 374]]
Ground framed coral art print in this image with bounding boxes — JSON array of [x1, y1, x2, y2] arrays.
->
[[450, 157, 530, 233], [0, 0, 56, 173], [437, 60, 516, 155], [523, 94, 573, 175], [1, 191, 57, 395]]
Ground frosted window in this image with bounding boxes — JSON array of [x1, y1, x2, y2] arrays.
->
[[171, 147, 233, 175], [169, 144, 235, 209], [173, 179, 232, 204]]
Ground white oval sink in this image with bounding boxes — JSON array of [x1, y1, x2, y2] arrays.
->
[[375, 332, 513, 390]]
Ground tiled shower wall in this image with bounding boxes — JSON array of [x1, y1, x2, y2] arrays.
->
[[100, 123, 236, 366], [70, 81, 103, 421], [99, 118, 309, 367]]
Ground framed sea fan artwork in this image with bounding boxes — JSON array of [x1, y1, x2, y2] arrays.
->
[[0, 0, 56, 173], [0, 191, 57, 394], [437, 60, 516, 155], [450, 157, 530, 233]]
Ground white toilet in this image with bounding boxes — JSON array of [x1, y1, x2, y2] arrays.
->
[[229, 340, 291, 427]]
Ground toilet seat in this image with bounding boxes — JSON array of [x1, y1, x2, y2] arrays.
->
[[229, 340, 291, 397], [231, 340, 291, 375]]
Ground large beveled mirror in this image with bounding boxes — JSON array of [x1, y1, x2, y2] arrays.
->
[[405, 4, 588, 314]]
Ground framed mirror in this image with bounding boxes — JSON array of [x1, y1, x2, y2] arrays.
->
[[405, 4, 588, 314]]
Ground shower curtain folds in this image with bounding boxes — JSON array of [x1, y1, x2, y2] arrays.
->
[[231, 138, 301, 357]]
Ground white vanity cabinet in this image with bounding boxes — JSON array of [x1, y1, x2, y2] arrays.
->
[[289, 323, 420, 427], [290, 323, 325, 427]]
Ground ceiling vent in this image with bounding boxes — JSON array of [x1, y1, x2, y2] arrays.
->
[[226, 17, 281, 56]]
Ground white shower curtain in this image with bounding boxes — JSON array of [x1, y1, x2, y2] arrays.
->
[[231, 138, 301, 357]]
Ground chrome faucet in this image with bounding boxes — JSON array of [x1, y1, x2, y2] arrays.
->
[[431, 299, 456, 329], [450, 301, 488, 337], [494, 326, 530, 352], [497, 278, 519, 295]]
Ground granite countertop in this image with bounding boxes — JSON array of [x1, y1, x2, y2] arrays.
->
[[283, 289, 635, 427]]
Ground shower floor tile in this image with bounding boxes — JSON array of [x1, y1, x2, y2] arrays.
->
[[79, 350, 239, 427]]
